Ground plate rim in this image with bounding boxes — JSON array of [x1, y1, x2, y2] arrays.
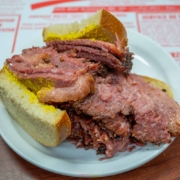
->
[[0, 29, 179, 177]]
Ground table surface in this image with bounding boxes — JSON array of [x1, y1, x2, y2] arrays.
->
[[0, 136, 180, 180]]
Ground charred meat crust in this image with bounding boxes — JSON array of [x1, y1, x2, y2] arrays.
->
[[46, 39, 133, 73]]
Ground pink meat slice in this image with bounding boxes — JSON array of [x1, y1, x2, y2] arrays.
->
[[74, 73, 180, 144], [46, 39, 133, 73], [37, 73, 94, 103], [6, 46, 97, 102], [70, 114, 131, 159]]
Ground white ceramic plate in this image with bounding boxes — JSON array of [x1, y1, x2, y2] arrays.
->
[[1, 29, 180, 178]]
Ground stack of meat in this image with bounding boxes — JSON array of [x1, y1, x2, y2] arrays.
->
[[7, 39, 180, 159]]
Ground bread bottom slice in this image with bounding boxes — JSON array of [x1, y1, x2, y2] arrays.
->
[[0, 67, 71, 146], [142, 75, 173, 98]]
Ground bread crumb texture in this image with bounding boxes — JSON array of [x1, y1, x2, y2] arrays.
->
[[0, 66, 71, 146], [44, 24, 115, 43], [3, 66, 56, 111]]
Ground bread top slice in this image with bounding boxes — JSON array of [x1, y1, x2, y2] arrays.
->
[[43, 9, 127, 46], [0, 66, 71, 146]]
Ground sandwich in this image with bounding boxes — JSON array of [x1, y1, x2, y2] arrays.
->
[[0, 9, 180, 160]]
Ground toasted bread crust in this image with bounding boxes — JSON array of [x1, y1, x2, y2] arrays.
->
[[43, 9, 127, 46]]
